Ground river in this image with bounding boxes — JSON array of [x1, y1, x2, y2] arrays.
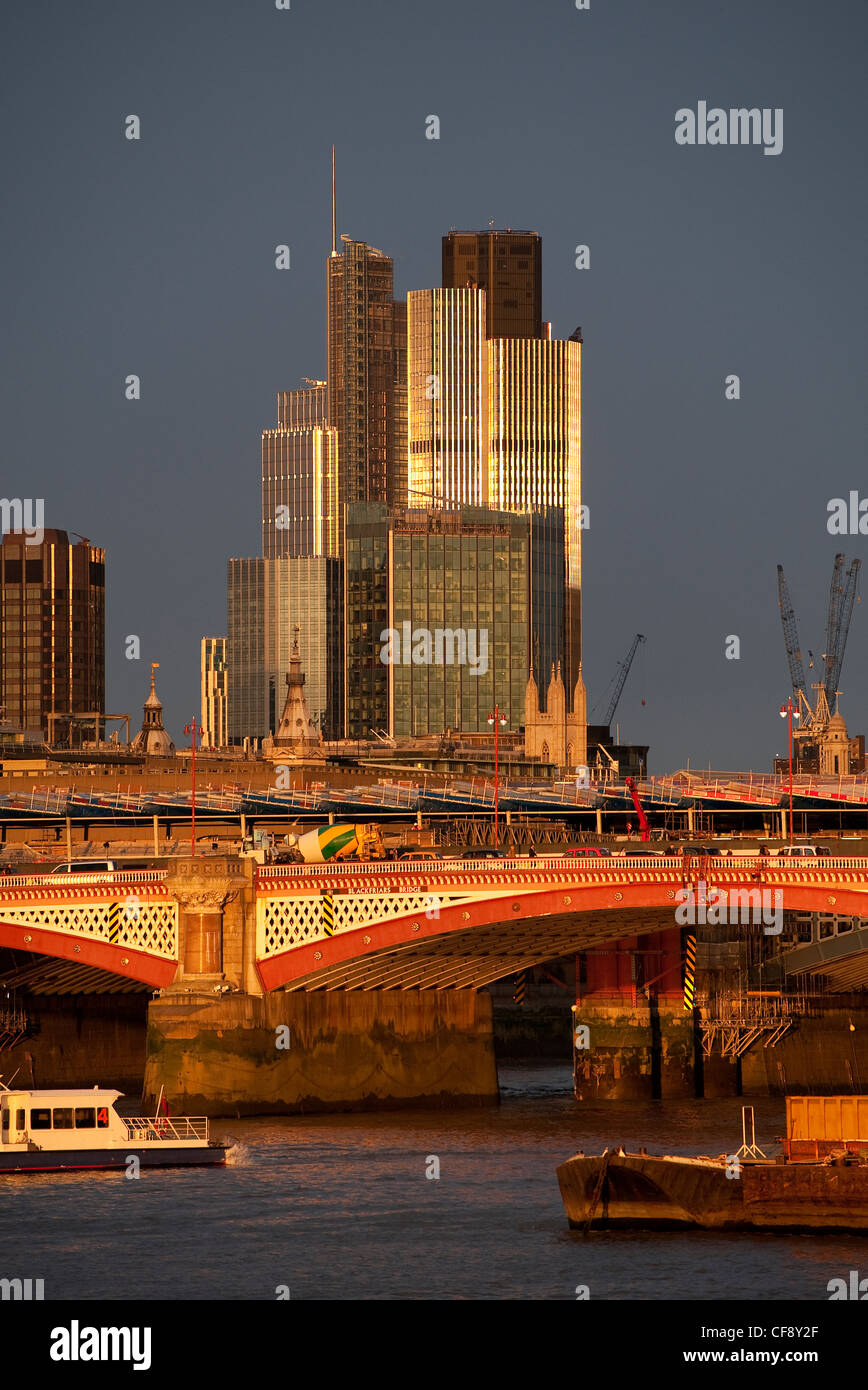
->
[[1, 1063, 863, 1300]]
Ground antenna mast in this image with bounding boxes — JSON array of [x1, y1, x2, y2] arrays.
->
[[331, 145, 336, 257]]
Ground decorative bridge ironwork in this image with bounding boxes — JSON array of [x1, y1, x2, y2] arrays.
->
[[254, 855, 868, 991], [0, 871, 177, 988], [1, 858, 868, 992]]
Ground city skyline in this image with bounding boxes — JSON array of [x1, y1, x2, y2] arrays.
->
[[2, 0, 865, 770]]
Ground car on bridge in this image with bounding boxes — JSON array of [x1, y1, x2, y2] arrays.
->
[[775, 844, 831, 858], [462, 847, 508, 859], [562, 846, 612, 858], [46, 860, 118, 876]]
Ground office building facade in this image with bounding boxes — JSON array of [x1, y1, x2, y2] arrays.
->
[[200, 636, 228, 749], [407, 288, 489, 508], [442, 229, 543, 340], [262, 386, 339, 560], [263, 556, 343, 741], [227, 557, 267, 742], [345, 504, 551, 739], [327, 237, 406, 514], [0, 529, 104, 743]]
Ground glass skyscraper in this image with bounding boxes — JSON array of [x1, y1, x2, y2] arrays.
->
[[0, 529, 104, 743]]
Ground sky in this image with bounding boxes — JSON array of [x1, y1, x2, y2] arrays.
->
[[1, 0, 866, 773]]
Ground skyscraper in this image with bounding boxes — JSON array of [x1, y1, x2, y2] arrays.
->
[[407, 287, 488, 508], [200, 637, 228, 749], [0, 529, 104, 743], [261, 384, 339, 560], [488, 333, 582, 691], [263, 556, 343, 740], [442, 229, 543, 340], [227, 557, 266, 743], [327, 236, 406, 513]]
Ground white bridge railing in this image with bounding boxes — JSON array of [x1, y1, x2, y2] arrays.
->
[[123, 1116, 210, 1143]]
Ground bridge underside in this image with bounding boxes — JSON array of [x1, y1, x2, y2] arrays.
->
[[784, 924, 868, 991], [280, 908, 674, 990], [0, 947, 150, 995]]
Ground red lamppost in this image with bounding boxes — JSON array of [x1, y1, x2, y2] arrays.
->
[[779, 698, 800, 845], [488, 706, 508, 846], [184, 717, 199, 858]]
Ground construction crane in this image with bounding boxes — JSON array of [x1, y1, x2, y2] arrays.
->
[[776, 565, 807, 700], [777, 556, 861, 733], [595, 634, 646, 729], [824, 557, 861, 704]]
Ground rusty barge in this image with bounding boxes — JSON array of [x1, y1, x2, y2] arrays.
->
[[557, 1098, 868, 1233]]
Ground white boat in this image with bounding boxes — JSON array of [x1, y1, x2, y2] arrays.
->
[[0, 1080, 225, 1173]]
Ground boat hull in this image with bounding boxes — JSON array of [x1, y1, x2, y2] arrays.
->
[[0, 1145, 226, 1174], [557, 1152, 868, 1232]]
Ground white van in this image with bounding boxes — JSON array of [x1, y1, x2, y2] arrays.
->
[[775, 844, 831, 859], [46, 860, 118, 876]]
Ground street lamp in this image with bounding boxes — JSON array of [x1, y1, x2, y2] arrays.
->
[[487, 706, 508, 846], [184, 717, 199, 858], [779, 698, 800, 844]]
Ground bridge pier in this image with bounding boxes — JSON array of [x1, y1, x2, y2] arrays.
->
[[143, 989, 498, 1117], [142, 855, 498, 1115]]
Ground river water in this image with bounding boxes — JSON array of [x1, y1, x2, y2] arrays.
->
[[1, 1064, 864, 1301]]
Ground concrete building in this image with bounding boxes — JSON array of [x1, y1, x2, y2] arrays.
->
[[0, 528, 104, 745], [200, 637, 228, 750]]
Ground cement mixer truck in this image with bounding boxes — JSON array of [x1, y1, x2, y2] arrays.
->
[[280, 823, 387, 864]]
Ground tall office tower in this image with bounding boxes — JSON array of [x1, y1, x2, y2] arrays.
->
[[261, 385, 339, 560], [488, 333, 583, 693], [263, 557, 343, 740], [344, 503, 557, 739], [200, 636, 228, 749], [344, 503, 390, 737], [227, 558, 267, 743], [442, 230, 543, 340], [407, 288, 488, 507], [0, 529, 104, 743], [327, 236, 406, 514]]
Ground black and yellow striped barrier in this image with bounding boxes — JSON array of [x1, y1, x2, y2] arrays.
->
[[320, 892, 335, 938], [107, 902, 121, 944], [683, 933, 696, 1012], [513, 970, 527, 1006]]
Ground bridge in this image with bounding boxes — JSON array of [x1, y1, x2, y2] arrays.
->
[[2, 855, 868, 993]]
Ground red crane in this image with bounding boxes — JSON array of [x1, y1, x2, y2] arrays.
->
[[624, 776, 650, 841]]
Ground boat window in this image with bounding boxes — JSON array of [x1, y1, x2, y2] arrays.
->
[[30, 1109, 52, 1130], [96, 1107, 110, 1129], [53, 1109, 74, 1130], [1, 1109, 8, 1131], [75, 1108, 96, 1129]]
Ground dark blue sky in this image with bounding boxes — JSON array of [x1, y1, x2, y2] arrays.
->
[[2, 0, 866, 771]]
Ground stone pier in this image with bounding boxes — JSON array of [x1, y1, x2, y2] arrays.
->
[[142, 856, 498, 1115]]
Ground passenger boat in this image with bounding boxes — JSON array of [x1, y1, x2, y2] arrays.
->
[[557, 1100, 868, 1233], [0, 1081, 226, 1173]]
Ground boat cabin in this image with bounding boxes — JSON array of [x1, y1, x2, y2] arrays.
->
[[0, 1087, 128, 1151]]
